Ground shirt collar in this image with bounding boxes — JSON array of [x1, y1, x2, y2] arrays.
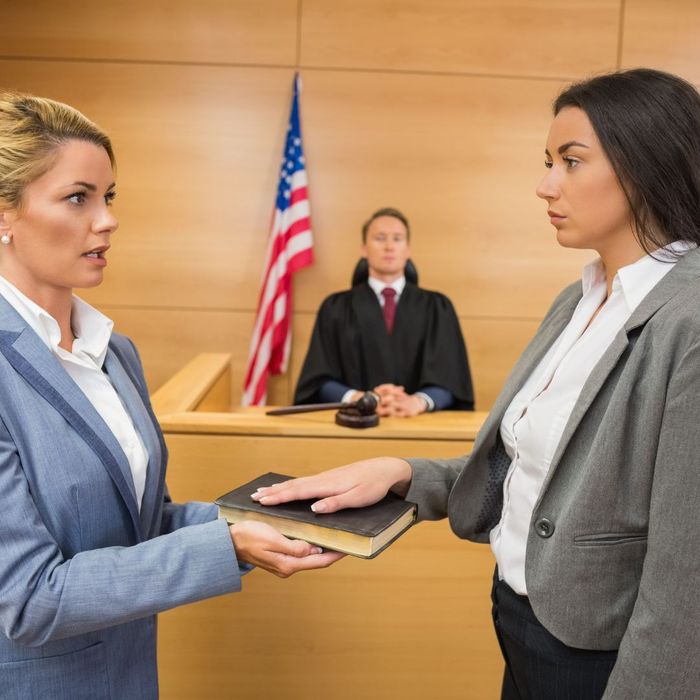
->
[[367, 275, 406, 298], [0, 275, 113, 367], [581, 240, 695, 313], [70, 295, 114, 366], [581, 257, 607, 296]]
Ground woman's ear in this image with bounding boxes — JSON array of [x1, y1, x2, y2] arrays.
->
[[0, 208, 17, 227], [0, 211, 14, 245]]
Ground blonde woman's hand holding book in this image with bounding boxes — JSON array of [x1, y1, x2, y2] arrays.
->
[[229, 520, 344, 577]]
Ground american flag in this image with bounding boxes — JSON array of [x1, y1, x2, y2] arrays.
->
[[242, 74, 314, 405]]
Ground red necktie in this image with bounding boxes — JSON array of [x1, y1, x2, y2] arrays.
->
[[382, 287, 397, 333]]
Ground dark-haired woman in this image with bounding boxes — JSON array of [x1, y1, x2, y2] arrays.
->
[[254, 68, 700, 699]]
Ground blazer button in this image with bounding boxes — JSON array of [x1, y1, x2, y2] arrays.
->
[[535, 517, 554, 538]]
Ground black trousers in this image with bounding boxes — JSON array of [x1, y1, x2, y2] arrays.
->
[[491, 574, 618, 700]]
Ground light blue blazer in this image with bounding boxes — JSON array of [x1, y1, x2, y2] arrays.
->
[[0, 296, 243, 699]]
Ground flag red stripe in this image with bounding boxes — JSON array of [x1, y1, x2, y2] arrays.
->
[[253, 216, 312, 315], [287, 247, 314, 275], [290, 186, 308, 205]]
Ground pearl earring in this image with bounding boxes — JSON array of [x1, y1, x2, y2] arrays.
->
[[0, 233, 10, 245]]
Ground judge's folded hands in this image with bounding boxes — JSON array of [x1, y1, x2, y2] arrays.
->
[[372, 384, 425, 417], [229, 520, 345, 577], [251, 457, 413, 515]]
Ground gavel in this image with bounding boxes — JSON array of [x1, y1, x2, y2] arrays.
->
[[266, 391, 379, 429]]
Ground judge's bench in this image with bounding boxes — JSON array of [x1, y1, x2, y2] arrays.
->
[[152, 354, 501, 699]]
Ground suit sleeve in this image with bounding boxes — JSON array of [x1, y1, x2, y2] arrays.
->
[[160, 492, 219, 531], [404, 454, 469, 521], [603, 339, 700, 698]]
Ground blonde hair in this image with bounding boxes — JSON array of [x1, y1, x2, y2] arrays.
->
[[0, 92, 114, 210]]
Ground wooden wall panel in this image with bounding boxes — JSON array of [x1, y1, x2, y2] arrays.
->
[[622, 0, 700, 84], [0, 60, 295, 312], [0, 1, 297, 65], [296, 69, 593, 320], [301, 0, 619, 78]]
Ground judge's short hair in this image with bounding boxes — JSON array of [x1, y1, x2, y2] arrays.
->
[[361, 207, 410, 242], [0, 92, 114, 211], [554, 68, 700, 254]]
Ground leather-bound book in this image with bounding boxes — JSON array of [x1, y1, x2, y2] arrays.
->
[[216, 472, 416, 558]]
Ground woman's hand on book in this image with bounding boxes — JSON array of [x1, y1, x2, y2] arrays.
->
[[229, 521, 344, 577], [251, 457, 413, 514]]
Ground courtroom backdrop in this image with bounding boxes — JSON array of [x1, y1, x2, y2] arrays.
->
[[1, 1, 698, 409]]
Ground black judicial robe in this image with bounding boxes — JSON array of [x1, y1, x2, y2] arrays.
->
[[294, 282, 474, 409]]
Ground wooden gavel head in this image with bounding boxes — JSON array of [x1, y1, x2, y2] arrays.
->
[[335, 391, 379, 429], [354, 391, 379, 415]]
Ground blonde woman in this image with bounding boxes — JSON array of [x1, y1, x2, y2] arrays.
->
[[0, 94, 342, 699]]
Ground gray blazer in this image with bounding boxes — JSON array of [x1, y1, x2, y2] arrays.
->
[[0, 297, 242, 699], [406, 247, 700, 699]]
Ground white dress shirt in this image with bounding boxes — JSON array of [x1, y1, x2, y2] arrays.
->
[[0, 276, 149, 510], [491, 243, 692, 595], [367, 275, 406, 305]]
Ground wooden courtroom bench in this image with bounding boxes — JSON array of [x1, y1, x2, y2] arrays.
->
[[153, 354, 500, 700]]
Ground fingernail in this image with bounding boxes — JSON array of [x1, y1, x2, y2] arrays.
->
[[311, 547, 323, 554], [310, 502, 326, 513], [250, 493, 260, 500]]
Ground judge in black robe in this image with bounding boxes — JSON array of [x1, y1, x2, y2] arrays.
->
[[293, 278, 474, 410], [294, 207, 473, 414]]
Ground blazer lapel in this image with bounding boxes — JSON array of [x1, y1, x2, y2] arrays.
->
[[103, 348, 164, 538], [0, 317, 142, 542], [536, 329, 630, 499], [625, 246, 700, 332], [538, 247, 700, 498]]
